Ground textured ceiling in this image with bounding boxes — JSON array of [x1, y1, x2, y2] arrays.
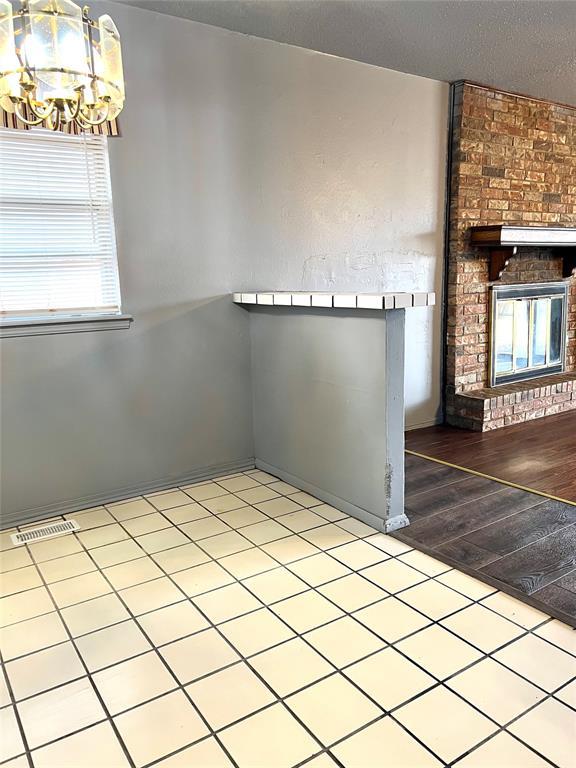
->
[[113, 0, 576, 106]]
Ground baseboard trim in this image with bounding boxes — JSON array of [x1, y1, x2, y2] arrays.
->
[[1, 458, 256, 530], [405, 417, 443, 431], [254, 459, 405, 532]]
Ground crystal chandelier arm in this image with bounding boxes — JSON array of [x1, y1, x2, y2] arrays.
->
[[45, 106, 62, 130], [67, 94, 81, 120], [14, 100, 44, 125], [25, 91, 55, 119], [77, 97, 110, 126]]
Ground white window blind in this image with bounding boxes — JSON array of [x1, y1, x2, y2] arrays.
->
[[0, 127, 122, 320]]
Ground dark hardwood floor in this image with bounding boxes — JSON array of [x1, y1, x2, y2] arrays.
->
[[395, 453, 576, 627], [405, 410, 576, 504]]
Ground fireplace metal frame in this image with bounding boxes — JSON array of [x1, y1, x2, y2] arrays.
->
[[489, 281, 568, 387]]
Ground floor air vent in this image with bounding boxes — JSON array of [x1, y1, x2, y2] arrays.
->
[[11, 519, 80, 546]]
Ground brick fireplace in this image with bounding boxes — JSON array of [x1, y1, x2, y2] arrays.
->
[[445, 81, 576, 431]]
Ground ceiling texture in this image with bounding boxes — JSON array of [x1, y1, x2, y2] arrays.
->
[[115, 0, 576, 106]]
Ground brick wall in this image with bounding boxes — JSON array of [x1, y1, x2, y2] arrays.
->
[[446, 82, 576, 429]]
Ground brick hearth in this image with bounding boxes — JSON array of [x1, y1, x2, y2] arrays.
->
[[450, 372, 576, 431], [446, 81, 576, 431]]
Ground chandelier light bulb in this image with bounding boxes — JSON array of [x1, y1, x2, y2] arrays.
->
[[0, 0, 125, 131]]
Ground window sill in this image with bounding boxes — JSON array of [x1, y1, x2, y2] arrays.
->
[[0, 314, 134, 339]]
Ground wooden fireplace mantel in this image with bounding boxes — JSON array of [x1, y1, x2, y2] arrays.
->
[[470, 225, 576, 281]]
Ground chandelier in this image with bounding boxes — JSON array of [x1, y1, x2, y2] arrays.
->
[[0, 0, 124, 130]]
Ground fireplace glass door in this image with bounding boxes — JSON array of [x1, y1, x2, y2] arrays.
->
[[491, 283, 567, 386]]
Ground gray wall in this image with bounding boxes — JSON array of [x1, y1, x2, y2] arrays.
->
[[0, 3, 448, 523], [120, 0, 576, 107], [224, 40, 449, 429], [0, 3, 256, 523], [250, 307, 408, 532]]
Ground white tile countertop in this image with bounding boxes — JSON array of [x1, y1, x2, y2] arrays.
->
[[233, 291, 435, 309]]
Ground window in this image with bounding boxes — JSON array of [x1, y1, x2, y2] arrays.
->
[[0, 127, 129, 335]]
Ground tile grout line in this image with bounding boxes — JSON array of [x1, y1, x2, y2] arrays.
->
[[394, 531, 576, 630], [0, 628, 568, 764], [398, 457, 576, 626], [0, 475, 570, 645], [446, 722, 560, 768], [119, 493, 385, 768], [2, 519, 573, 685], [60, 515, 246, 768], [107, 495, 576, 768], [105, 515, 384, 768], [6, 546, 139, 768], [0, 463, 544, 609], [2, 521, 572, 682], [56, 490, 419, 767], [60, 483, 376, 768], [1, 481, 349, 602], [1, 471, 572, 768], [0, 656, 34, 768], [0, 510, 554, 642], [86, 498, 576, 767]]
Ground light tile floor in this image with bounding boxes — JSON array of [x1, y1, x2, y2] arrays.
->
[[1, 469, 575, 768]]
